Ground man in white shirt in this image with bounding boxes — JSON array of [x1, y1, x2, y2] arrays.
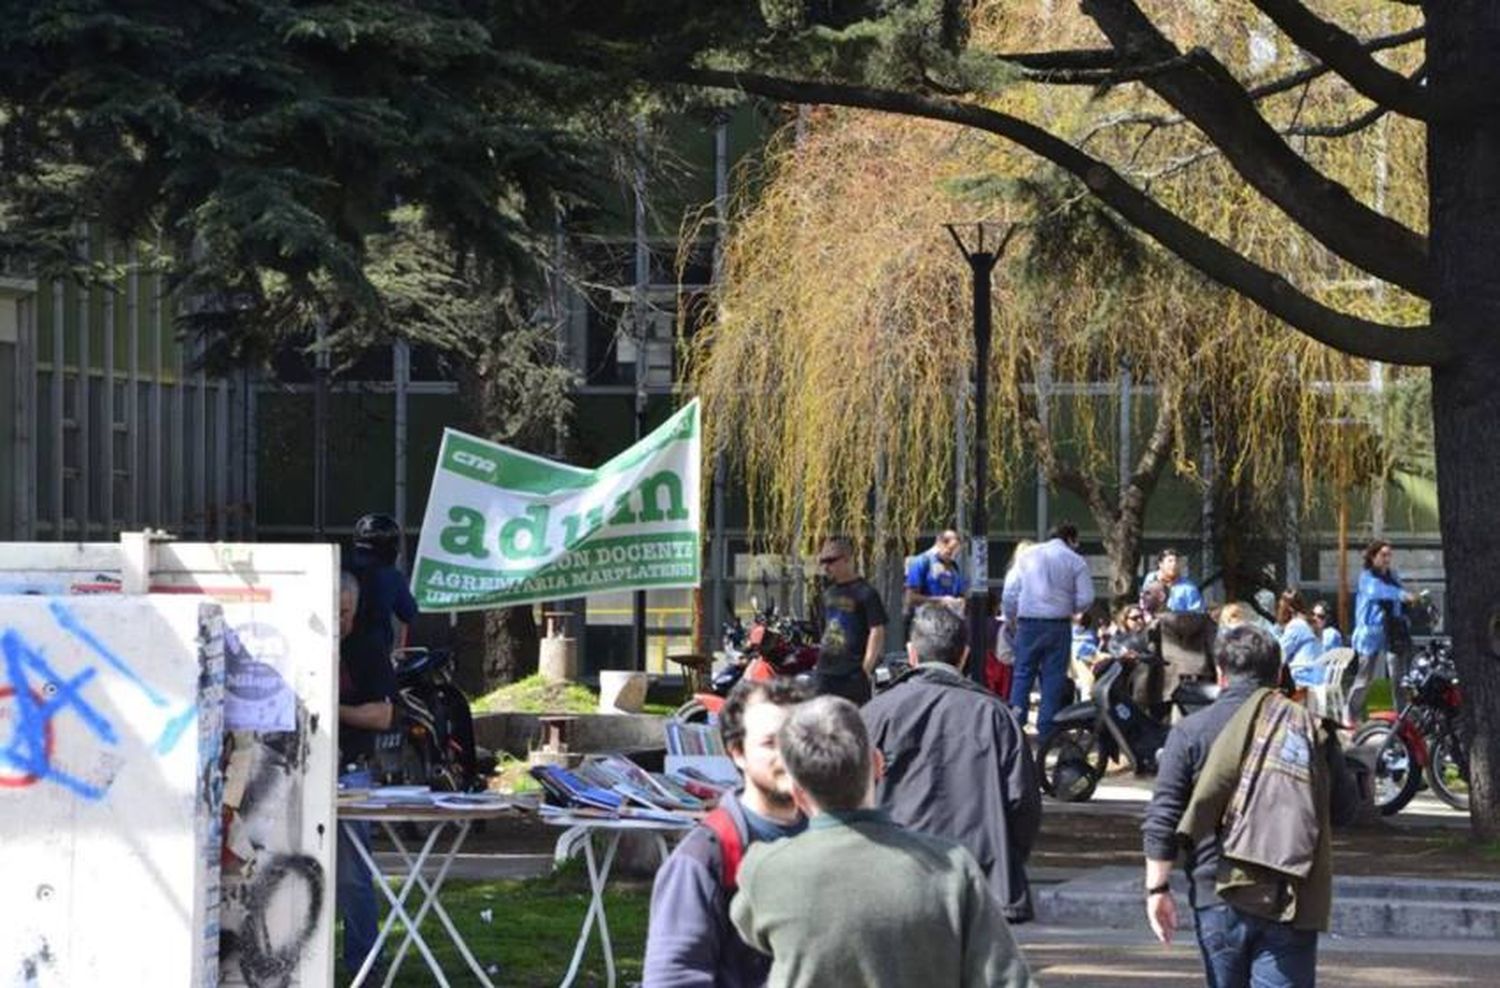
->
[[1001, 522, 1095, 737]]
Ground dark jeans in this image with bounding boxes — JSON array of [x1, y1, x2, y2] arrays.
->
[[337, 771, 382, 976], [1194, 903, 1318, 988], [1009, 618, 1072, 736], [815, 668, 872, 706]]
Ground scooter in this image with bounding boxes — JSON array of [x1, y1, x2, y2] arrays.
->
[[670, 603, 819, 722], [373, 647, 495, 792], [1037, 648, 1219, 803]]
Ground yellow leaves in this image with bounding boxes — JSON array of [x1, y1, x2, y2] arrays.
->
[[686, 1, 1430, 549]]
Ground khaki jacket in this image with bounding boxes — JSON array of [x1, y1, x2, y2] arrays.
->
[[1176, 688, 1339, 931]]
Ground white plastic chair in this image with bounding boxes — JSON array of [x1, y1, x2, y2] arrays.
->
[[1300, 647, 1357, 722]]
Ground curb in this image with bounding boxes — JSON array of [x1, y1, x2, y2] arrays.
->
[[1034, 866, 1500, 940]]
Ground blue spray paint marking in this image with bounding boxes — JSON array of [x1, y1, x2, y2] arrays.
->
[[48, 602, 196, 753], [155, 704, 197, 756], [49, 602, 169, 707], [1, 629, 118, 799]]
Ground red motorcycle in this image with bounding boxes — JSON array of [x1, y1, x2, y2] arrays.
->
[[1352, 639, 1469, 814], [671, 604, 819, 722]]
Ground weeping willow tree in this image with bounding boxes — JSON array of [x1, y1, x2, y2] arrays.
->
[[684, 0, 1426, 604]]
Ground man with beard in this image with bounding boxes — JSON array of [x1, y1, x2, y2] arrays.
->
[[643, 678, 812, 987]]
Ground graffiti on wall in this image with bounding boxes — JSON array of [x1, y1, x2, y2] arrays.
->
[[0, 602, 196, 799], [218, 621, 327, 988]]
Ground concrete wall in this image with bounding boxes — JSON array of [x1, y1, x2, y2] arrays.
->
[[0, 596, 224, 987], [473, 711, 665, 760]]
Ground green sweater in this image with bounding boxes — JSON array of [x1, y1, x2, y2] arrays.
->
[[729, 809, 1036, 988]]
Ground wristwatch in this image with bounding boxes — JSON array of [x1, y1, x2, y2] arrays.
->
[[1145, 882, 1172, 897]]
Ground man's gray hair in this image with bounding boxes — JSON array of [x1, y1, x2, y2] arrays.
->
[[908, 602, 965, 666], [340, 570, 360, 601], [777, 695, 870, 812], [1213, 624, 1281, 686]]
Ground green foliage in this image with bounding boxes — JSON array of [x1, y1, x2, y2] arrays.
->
[[0, 0, 609, 362]]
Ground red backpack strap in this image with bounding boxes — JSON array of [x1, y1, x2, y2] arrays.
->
[[702, 806, 744, 890]]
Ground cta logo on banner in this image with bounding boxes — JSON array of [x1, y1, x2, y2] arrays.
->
[[412, 401, 701, 612]]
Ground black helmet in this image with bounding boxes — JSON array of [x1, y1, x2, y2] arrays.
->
[[353, 513, 402, 549]]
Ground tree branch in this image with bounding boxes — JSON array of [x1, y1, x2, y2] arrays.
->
[[1079, 0, 1428, 298], [674, 68, 1448, 367], [1246, 27, 1424, 101], [1248, 0, 1429, 118], [1019, 393, 1117, 525], [1074, 29, 1425, 142], [1285, 102, 1390, 139], [1127, 386, 1178, 497]]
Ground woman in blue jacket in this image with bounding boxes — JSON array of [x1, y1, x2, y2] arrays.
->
[[1276, 590, 1323, 686], [1348, 540, 1416, 722]]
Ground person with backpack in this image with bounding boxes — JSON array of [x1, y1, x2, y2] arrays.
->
[[1142, 624, 1358, 987], [642, 677, 812, 987]]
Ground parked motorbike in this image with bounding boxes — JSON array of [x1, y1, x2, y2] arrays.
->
[[1038, 638, 1219, 803], [671, 602, 819, 722], [373, 647, 494, 792], [1352, 639, 1468, 814]]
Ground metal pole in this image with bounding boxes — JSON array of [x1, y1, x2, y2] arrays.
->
[[966, 247, 997, 686], [947, 223, 1015, 687], [313, 317, 329, 538], [632, 117, 649, 673]]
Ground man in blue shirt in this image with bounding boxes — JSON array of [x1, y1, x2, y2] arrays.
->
[[1141, 548, 1204, 615], [904, 530, 966, 621]]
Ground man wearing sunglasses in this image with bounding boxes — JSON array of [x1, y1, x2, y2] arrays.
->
[[814, 537, 888, 706]]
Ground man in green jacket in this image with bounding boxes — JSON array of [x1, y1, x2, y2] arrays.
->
[[730, 695, 1036, 988]]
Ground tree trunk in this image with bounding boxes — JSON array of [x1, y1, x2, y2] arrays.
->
[[482, 607, 541, 687], [1103, 525, 1144, 610], [1427, 0, 1500, 838]]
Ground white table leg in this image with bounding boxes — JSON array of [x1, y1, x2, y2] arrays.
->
[[558, 830, 622, 988], [345, 820, 451, 988], [386, 820, 496, 987]]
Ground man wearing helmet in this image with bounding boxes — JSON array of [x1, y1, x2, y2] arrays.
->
[[347, 513, 419, 658]]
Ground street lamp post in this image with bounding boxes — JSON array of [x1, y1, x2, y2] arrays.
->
[[946, 223, 1017, 686]]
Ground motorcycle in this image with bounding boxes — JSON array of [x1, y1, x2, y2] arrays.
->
[[1037, 636, 1219, 803], [670, 602, 819, 722], [1352, 638, 1468, 814], [373, 647, 495, 792]]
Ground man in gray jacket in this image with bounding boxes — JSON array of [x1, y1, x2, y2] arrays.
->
[[731, 696, 1036, 987], [861, 603, 1042, 921]]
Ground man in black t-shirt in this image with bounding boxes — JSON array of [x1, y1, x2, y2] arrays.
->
[[337, 571, 397, 981], [815, 537, 888, 706]]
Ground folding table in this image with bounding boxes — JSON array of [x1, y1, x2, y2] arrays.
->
[[545, 815, 694, 988], [338, 799, 519, 988]]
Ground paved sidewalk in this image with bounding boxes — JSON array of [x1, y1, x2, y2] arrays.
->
[[1017, 924, 1500, 987]]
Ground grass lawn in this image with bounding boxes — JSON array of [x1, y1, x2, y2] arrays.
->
[[337, 866, 651, 987]]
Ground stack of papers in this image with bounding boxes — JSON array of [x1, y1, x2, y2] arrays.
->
[[338, 786, 514, 811]]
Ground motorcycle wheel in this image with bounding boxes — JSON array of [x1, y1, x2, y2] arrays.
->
[[1037, 727, 1102, 803], [1425, 738, 1470, 812], [672, 698, 712, 724], [1352, 722, 1421, 816]]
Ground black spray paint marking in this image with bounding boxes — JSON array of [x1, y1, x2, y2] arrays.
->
[[19, 939, 54, 984], [237, 853, 324, 988]]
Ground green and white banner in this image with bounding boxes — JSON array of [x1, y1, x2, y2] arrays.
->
[[411, 401, 701, 612]]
